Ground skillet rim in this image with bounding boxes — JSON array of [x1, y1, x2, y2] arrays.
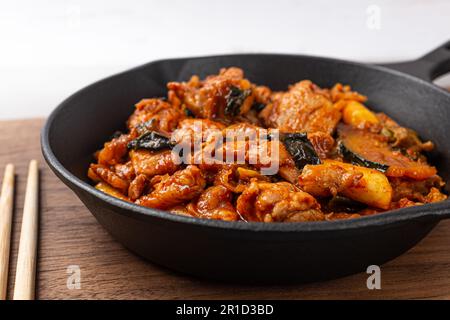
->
[[41, 53, 450, 233]]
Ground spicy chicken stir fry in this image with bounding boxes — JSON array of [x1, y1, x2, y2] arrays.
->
[[88, 67, 447, 222]]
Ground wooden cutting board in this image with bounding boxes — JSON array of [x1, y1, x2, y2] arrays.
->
[[2, 118, 450, 300]]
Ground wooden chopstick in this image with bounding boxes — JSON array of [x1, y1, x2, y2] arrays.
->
[[13, 160, 39, 300], [0, 164, 15, 300]]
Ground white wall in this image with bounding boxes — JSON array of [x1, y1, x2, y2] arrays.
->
[[1, 0, 449, 119]]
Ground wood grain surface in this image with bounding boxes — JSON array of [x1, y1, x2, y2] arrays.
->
[[1, 118, 449, 300]]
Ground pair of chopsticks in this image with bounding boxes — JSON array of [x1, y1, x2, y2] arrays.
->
[[0, 160, 39, 300]]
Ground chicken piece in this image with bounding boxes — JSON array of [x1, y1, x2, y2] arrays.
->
[[390, 198, 421, 209], [330, 83, 367, 103], [424, 187, 448, 203], [167, 67, 254, 120], [184, 123, 241, 165], [225, 123, 300, 180], [390, 187, 447, 209], [187, 185, 239, 221], [214, 165, 271, 193], [307, 131, 335, 159], [127, 98, 184, 135], [97, 134, 131, 166], [137, 165, 206, 209], [236, 181, 324, 222], [95, 182, 130, 202], [171, 118, 225, 145], [88, 164, 129, 194], [190, 123, 300, 182], [299, 160, 392, 209], [221, 123, 272, 166], [325, 213, 361, 220], [253, 85, 272, 105], [389, 175, 445, 202], [171, 119, 226, 167], [377, 113, 434, 159], [299, 162, 362, 197], [114, 161, 136, 182], [260, 80, 341, 134], [128, 174, 148, 201], [232, 109, 264, 127], [389, 192, 447, 210], [130, 150, 179, 178]]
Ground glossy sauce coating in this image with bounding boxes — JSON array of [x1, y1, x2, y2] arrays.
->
[[88, 67, 447, 222]]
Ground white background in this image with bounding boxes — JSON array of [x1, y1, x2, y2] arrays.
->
[[1, 0, 449, 120]]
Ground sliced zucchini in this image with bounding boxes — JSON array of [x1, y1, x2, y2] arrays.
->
[[338, 141, 388, 172], [338, 124, 390, 172], [337, 124, 436, 180]]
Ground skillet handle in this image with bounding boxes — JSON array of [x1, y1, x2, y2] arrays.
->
[[380, 40, 450, 82]]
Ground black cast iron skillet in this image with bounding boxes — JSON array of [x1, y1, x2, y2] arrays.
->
[[41, 41, 450, 283]]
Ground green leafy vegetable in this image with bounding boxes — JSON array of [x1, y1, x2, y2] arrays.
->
[[251, 102, 266, 112], [282, 133, 320, 169], [128, 131, 173, 151], [224, 86, 251, 116], [338, 141, 389, 172], [327, 196, 367, 213]]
